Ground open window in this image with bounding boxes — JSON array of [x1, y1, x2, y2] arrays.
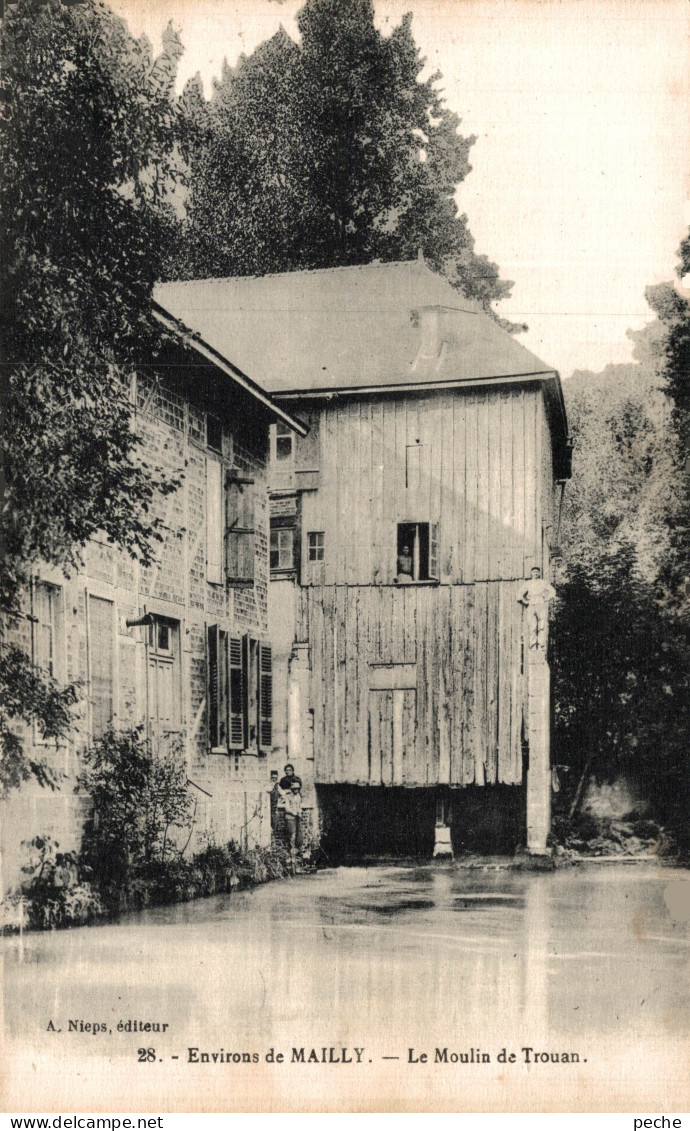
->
[[396, 522, 439, 583]]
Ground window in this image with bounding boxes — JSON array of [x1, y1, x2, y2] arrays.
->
[[33, 581, 63, 679], [147, 617, 181, 754], [396, 522, 439, 582], [225, 472, 255, 586], [270, 421, 296, 489], [308, 531, 325, 562], [208, 627, 272, 753], [207, 458, 223, 585], [270, 527, 294, 572], [275, 421, 294, 462], [88, 594, 114, 740], [207, 414, 223, 453]]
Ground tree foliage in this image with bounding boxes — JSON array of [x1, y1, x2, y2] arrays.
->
[[0, 0, 184, 790], [173, 0, 515, 320], [553, 342, 690, 846], [77, 728, 194, 906]]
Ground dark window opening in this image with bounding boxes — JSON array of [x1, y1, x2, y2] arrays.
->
[[207, 414, 223, 452], [396, 522, 439, 582]]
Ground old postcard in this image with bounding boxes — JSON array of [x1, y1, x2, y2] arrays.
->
[[1, 0, 689, 1114]]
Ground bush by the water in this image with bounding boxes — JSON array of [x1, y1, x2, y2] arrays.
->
[[0, 729, 293, 932]]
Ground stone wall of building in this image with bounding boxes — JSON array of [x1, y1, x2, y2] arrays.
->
[[0, 372, 278, 894]]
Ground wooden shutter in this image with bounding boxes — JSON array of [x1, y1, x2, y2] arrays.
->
[[429, 523, 439, 581], [229, 633, 245, 749], [206, 459, 223, 585], [225, 472, 255, 586], [258, 643, 273, 752], [207, 628, 220, 750]]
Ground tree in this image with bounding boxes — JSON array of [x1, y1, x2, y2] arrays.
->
[[633, 241, 690, 620], [77, 728, 193, 907], [0, 0, 184, 793], [173, 0, 516, 321], [552, 356, 690, 846]]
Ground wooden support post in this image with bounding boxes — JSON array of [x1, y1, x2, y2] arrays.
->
[[526, 655, 551, 853], [433, 793, 453, 858]]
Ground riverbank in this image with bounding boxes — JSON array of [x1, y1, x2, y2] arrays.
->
[[0, 839, 295, 934]]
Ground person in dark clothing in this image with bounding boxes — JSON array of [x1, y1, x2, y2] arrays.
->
[[279, 763, 301, 792]]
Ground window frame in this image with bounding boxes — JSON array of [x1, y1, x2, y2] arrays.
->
[[396, 522, 439, 583], [270, 526, 295, 573], [307, 531, 325, 562], [146, 615, 182, 751]]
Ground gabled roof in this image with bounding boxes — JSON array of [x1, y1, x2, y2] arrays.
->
[[155, 258, 555, 396], [155, 258, 570, 477]]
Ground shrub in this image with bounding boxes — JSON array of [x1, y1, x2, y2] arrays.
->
[[77, 727, 194, 907]]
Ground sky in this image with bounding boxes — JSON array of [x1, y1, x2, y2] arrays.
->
[[110, 0, 690, 379]]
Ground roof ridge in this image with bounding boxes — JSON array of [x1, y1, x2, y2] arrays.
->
[[157, 258, 423, 288]]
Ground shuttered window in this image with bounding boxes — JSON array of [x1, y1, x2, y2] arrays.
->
[[207, 625, 228, 749], [259, 643, 273, 751], [208, 628, 272, 753], [229, 635, 245, 749], [225, 472, 255, 586]]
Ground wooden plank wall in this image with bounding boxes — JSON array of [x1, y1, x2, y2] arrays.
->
[[300, 385, 548, 586], [297, 582, 525, 787]]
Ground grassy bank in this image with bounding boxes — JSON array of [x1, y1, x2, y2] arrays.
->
[[0, 836, 294, 934]]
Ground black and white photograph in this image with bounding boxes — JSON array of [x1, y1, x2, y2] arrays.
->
[[0, 0, 689, 1114]]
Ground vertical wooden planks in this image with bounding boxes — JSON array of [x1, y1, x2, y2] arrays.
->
[[497, 582, 512, 783], [381, 400, 397, 584], [462, 584, 476, 785], [403, 586, 417, 664], [392, 689, 404, 785], [510, 584, 524, 784], [486, 583, 499, 783], [464, 394, 477, 584], [512, 389, 526, 579], [371, 401, 384, 586], [358, 401, 373, 583], [334, 585, 347, 780], [415, 585, 429, 785], [402, 689, 416, 784], [439, 392, 454, 582], [437, 584, 452, 784], [473, 583, 487, 784], [487, 396, 502, 581], [453, 393, 466, 584], [523, 389, 538, 574], [310, 591, 327, 781], [476, 394, 489, 582], [500, 392, 514, 580]]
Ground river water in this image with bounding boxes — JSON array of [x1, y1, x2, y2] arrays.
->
[[2, 861, 688, 1111]]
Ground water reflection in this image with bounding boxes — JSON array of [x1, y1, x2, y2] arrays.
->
[[2, 863, 688, 1067]]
